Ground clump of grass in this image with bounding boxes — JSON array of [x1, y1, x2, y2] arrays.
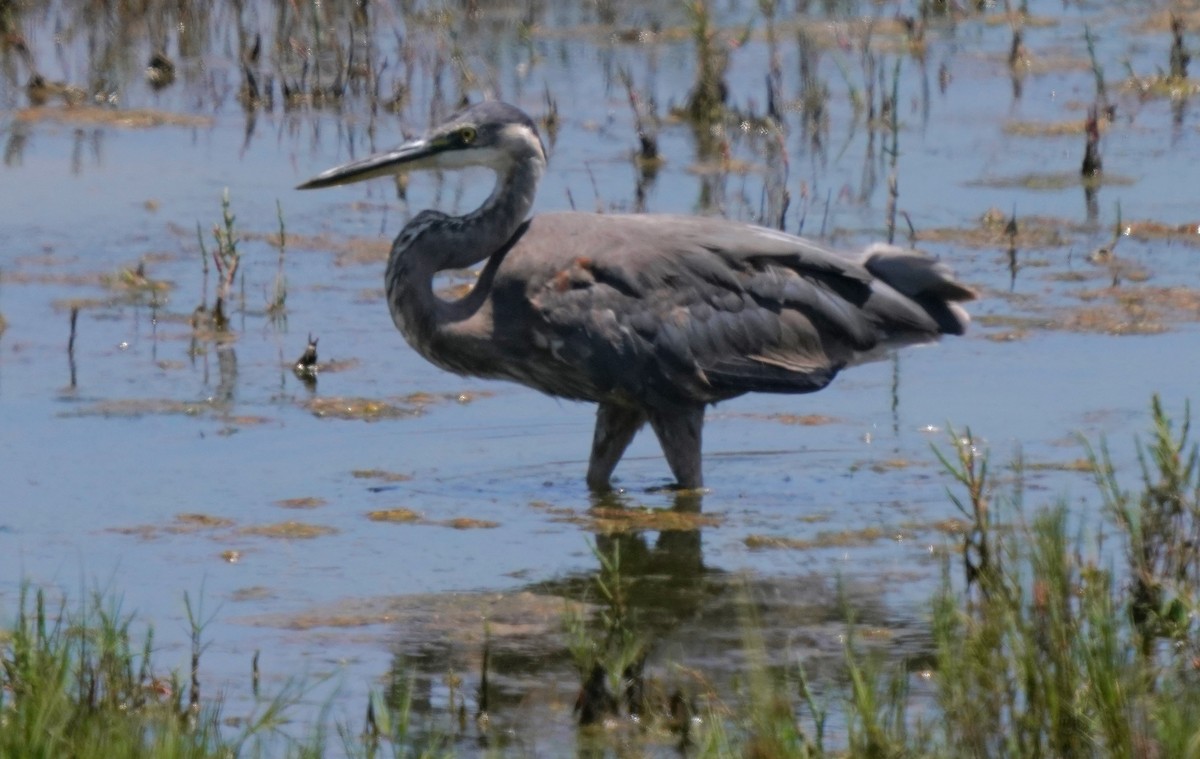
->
[[921, 396, 1200, 756], [844, 633, 920, 756], [353, 659, 450, 757], [0, 586, 229, 757], [710, 397, 1200, 757], [544, 398, 1200, 756], [0, 585, 453, 758], [934, 426, 998, 596], [562, 541, 650, 726]]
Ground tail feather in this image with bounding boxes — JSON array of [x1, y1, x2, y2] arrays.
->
[[862, 243, 975, 336]]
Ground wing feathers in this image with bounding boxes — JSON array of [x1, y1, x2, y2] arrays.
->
[[500, 212, 969, 406]]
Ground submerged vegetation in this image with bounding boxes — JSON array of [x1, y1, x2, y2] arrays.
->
[[6, 397, 1200, 756]]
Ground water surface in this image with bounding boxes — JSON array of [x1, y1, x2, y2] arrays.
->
[[2, 0, 1199, 749]]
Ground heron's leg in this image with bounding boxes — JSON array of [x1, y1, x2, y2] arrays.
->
[[587, 403, 647, 491], [646, 405, 706, 490]]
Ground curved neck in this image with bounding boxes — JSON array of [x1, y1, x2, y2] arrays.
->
[[385, 153, 543, 352]]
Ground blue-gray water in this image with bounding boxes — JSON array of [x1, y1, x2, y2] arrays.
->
[[2, 0, 1199, 751]]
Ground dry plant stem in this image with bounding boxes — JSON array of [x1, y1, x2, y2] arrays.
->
[[269, 199, 287, 317], [884, 59, 901, 245], [1006, 211, 1019, 288], [1081, 105, 1103, 177], [618, 67, 660, 168], [1170, 15, 1190, 80], [1083, 24, 1110, 113], [207, 189, 240, 330]]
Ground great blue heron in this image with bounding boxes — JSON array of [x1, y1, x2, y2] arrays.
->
[[299, 101, 974, 492]]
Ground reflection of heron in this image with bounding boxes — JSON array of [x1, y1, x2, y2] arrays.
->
[[299, 102, 974, 491]]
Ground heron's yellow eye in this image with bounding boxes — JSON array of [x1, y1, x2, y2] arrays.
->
[[459, 126, 477, 144]]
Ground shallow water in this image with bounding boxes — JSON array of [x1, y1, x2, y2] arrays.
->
[[2, 0, 1200, 751]]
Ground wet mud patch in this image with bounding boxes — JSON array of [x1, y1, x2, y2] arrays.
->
[[913, 518, 970, 536], [275, 497, 327, 510], [442, 517, 500, 529], [238, 521, 338, 539], [240, 230, 390, 268], [239, 591, 584, 639], [365, 508, 422, 523], [238, 590, 590, 715], [7, 269, 113, 290], [14, 105, 213, 129], [992, 284, 1200, 337], [1005, 51, 1093, 77], [1059, 304, 1168, 335], [302, 390, 490, 421], [229, 586, 275, 603], [1080, 285, 1200, 317], [921, 206, 1200, 338], [108, 512, 235, 540], [745, 525, 891, 551], [545, 504, 723, 534], [1023, 458, 1096, 473], [352, 469, 413, 483], [321, 355, 363, 374], [99, 265, 174, 297], [1001, 118, 1104, 138], [1120, 220, 1200, 245], [736, 411, 840, 426], [106, 525, 165, 540], [61, 398, 273, 426], [365, 509, 498, 529], [13, 264, 173, 318], [916, 211, 1077, 250], [174, 513, 236, 529], [970, 172, 1134, 191], [303, 396, 428, 421], [746, 513, 976, 552], [1121, 73, 1200, 99], [860, 457, 918, 473]]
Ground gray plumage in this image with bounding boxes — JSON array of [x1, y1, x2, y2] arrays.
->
[[299, 101, 974, 491]]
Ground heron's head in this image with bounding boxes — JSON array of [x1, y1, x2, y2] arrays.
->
[[297, 101, 547, 190]]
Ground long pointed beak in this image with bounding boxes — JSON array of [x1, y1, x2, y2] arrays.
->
[[296, 137, 440, 190]]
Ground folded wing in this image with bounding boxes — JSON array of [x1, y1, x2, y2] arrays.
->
[[489, 212, 973, 408]]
